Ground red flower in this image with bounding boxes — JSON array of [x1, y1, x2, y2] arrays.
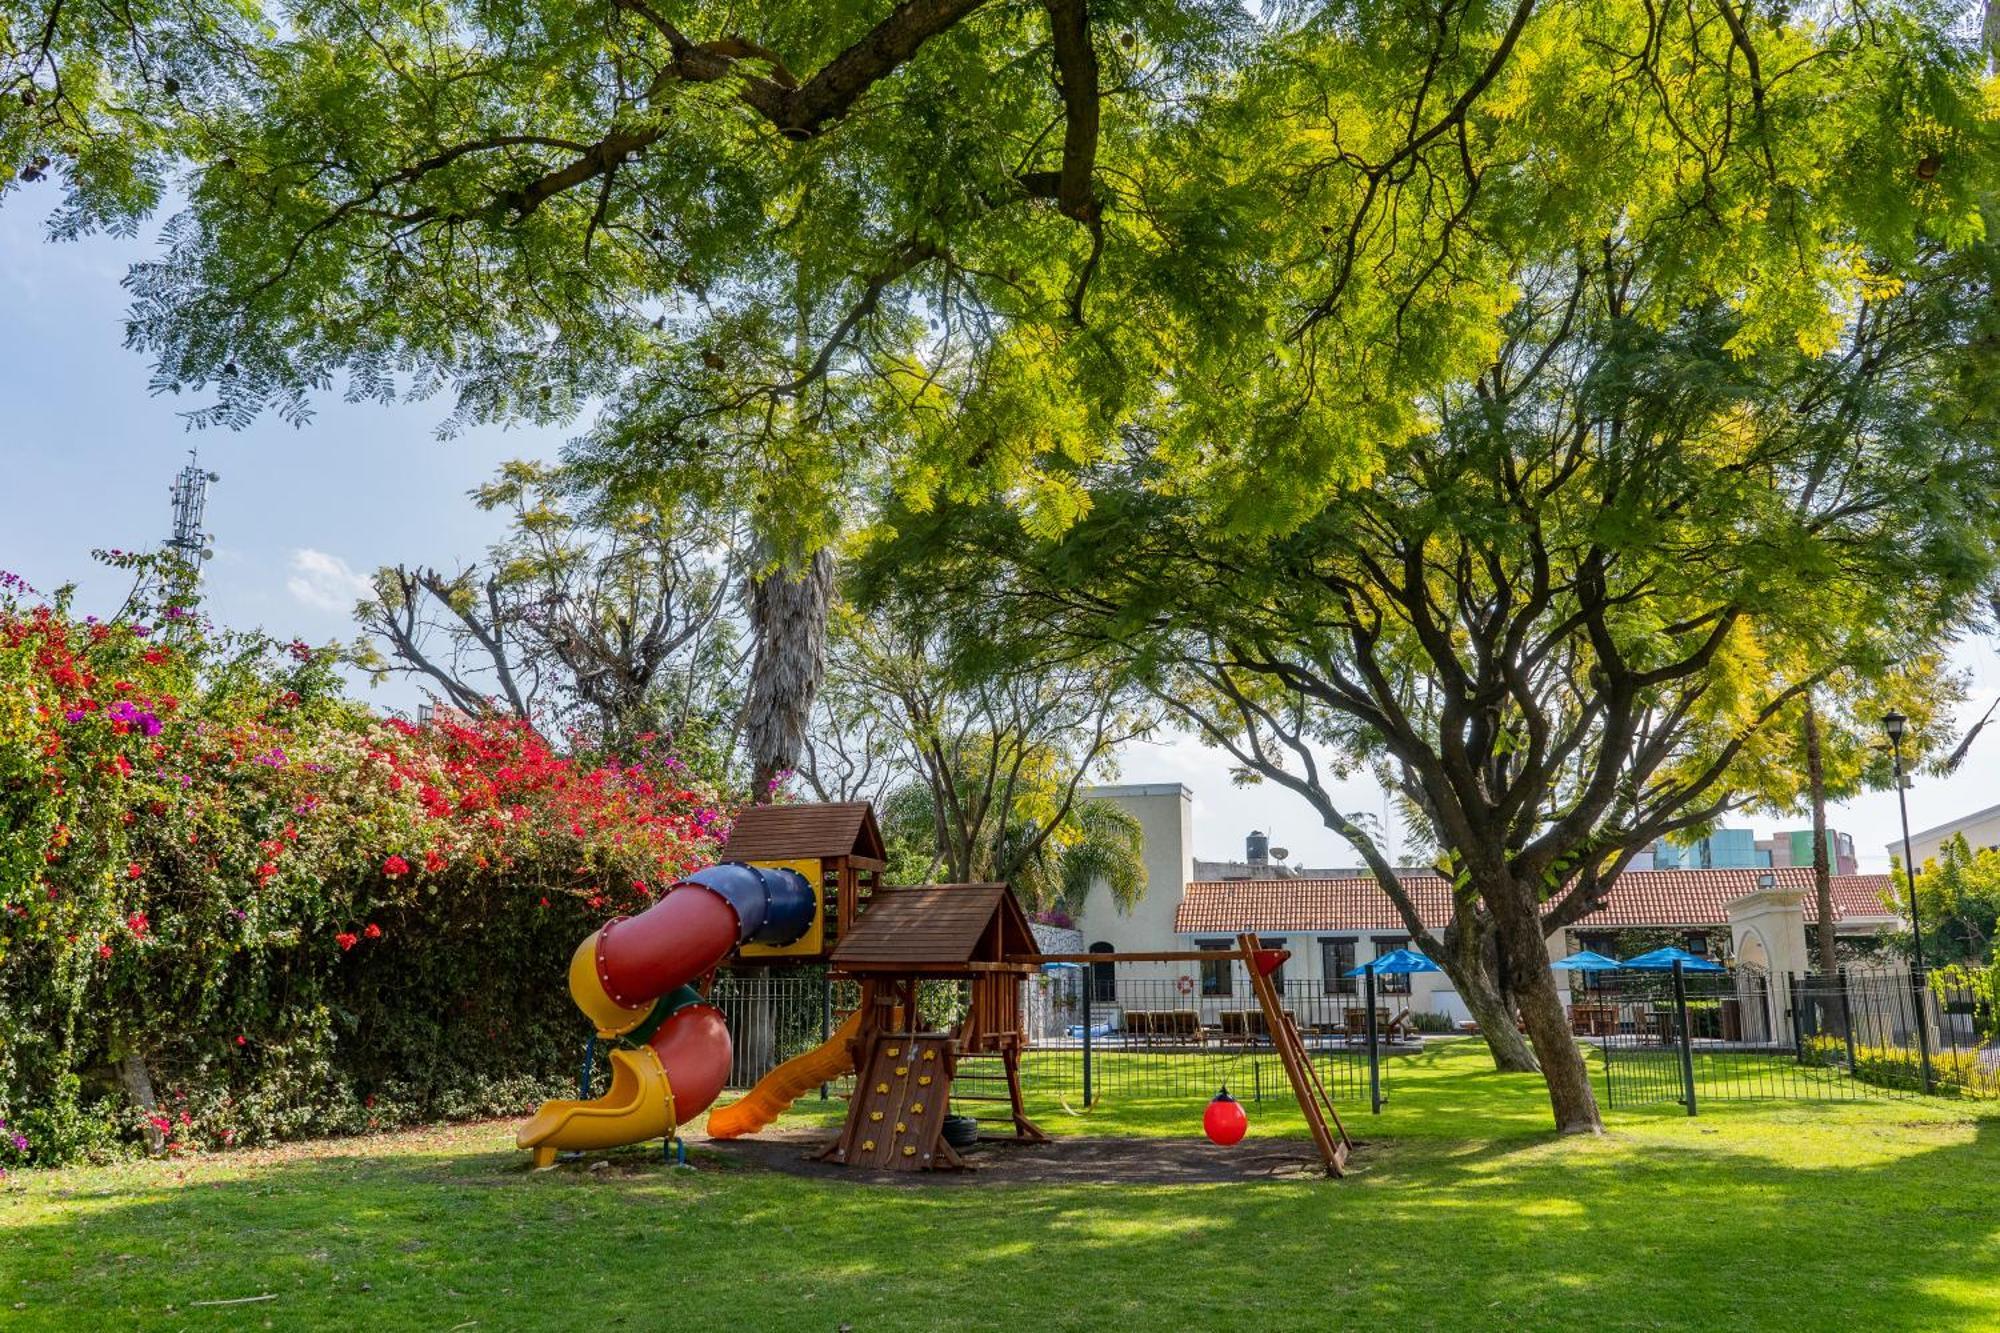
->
[[98, 943, 114, 959], [423, 849, 447, 873], [127, 862, 143, 879], [363, 923, 382, 940], [335, 931, 359, 951], [382, 855, 410, 878], [235, 1035, 247, 1047], [126, 912, 149, 936]]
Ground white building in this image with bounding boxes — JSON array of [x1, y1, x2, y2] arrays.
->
[[1890, 801, 2000, 871]]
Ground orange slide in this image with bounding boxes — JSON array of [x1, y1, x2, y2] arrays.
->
[[706, 1009, 865, 1139]]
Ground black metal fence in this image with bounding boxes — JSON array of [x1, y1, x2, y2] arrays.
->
[[1590, 964, 1999, 1111], [1021, 974, 1384, 1109], [656, 969, 1392, 1114]]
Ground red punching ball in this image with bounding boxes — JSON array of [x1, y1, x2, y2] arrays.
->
[[1203, 1086, 1248, 1146]]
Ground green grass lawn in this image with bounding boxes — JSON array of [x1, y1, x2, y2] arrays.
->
[[5, 1040, 1997, 1331]]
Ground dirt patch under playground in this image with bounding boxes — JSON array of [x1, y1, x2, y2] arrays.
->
[[678, 1126, 1349, 1186]]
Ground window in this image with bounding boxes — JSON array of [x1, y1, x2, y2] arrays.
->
[[1684, 932, 1709, 957], [1319, 938, 1357, 995], [1088, 941, 1116, 1004], [1371, 936, 1412, 995], [1197, 940, 1233, 997]]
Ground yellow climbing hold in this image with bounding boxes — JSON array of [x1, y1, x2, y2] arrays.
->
[[862, 1139, 876, 1151], [895, 1121, 907, 1133], [876, 1082, 889, 1094], [918, 1075, 933, 1086], [910, 1102, 924, 1114], [922, 1050, 937, 1061], [887, 1047, 900, 1057], [870, 1110, 883, 1122], [894, 1065, 909, 1076], [902, 1145, 916, 1157]]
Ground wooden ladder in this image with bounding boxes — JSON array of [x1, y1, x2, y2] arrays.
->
[[1237, 932, 1351, 1176]]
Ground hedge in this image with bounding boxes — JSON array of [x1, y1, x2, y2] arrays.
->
[[1, 576, 730, 1167]]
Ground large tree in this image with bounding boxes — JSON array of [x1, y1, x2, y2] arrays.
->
[[868, 224, 2000, 1131], [10, 0, 1244, 795], [353, 460, 742, 760], [802, 600, 1154, 901]]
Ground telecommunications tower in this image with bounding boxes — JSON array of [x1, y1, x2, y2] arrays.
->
[[164, 450, 221, 577]]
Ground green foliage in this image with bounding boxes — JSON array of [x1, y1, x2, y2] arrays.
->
[[1805, 1035, 1999, 1100], [0, 571, 727, 1166], [809, 601, 1152, 906], [1909, 835, 2000, 966]]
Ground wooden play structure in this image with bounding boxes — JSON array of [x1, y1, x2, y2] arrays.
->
[[718, 800, 886, 959], [818, 884, 1049, 1170], [521, 800, 1351, 1178]]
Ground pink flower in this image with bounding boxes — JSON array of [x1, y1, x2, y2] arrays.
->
[[382, 855, 410, 878]]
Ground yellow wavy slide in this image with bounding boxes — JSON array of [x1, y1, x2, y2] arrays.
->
[[705, 1009, 864, 1139]]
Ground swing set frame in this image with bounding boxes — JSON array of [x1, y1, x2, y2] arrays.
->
[[1023, 935, 1353, 1176]]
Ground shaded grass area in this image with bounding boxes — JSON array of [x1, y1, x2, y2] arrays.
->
[[5, 1041, 1998, 1331]]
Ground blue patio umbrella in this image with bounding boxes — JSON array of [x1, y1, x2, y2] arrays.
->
[[1620, 946, 1724, 972], [1344, 947, 1442, 976], [1342, 948, 1437, 1115], [1550, 950, 1622, 972]]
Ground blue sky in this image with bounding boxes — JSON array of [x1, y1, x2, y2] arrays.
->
[[3, 191, 1995, 873]]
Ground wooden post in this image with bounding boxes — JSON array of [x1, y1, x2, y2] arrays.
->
[[1236, 933, 1348, 1176]]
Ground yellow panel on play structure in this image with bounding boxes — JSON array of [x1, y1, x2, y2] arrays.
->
[[738, 857, 825, 959]]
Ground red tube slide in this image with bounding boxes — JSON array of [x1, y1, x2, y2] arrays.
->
[[521, 870, 802, 1164]]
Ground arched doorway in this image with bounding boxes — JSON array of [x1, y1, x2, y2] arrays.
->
[[1088, 941, 1116, 1005]]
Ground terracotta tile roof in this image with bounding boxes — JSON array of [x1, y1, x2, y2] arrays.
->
[[1173, 867, 1900, 935]]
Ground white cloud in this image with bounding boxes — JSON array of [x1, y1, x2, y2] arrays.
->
[[286, 548, 373, 613]]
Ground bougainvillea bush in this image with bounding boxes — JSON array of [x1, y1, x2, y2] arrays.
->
[[0, 572, 728, 1166]]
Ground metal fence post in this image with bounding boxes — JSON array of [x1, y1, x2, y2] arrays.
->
[[1599, 1030, 1614, 1109], [1081, 967, 1094, 1108], [818, 969, 832, 1101], [1673, 960, 1697, 1117], [1838, 968, 1857, 1073], [1912, 970, 1936, 1094], [1788, 973, 1808, 1065], [578, 1034, 597, 1100], [1365, 966, 1382, 1115]]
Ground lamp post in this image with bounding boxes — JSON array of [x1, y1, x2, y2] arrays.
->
[[1881, 711, 1934, 1092]]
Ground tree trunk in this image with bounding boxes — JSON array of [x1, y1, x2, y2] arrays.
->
[[743, 548, 835, 802], [1804, 699, 1839, 978], [1493, 888, 1604, 1133], [118, 1048, 165, 1156], [1438, 919, 1539, 1072]]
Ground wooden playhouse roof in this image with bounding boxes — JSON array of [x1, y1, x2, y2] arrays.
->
[[830, 884, 1038, 974], [720, 801, 886, 863]]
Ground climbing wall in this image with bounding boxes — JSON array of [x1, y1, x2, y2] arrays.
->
[[824, 1034, 959, 1171]]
